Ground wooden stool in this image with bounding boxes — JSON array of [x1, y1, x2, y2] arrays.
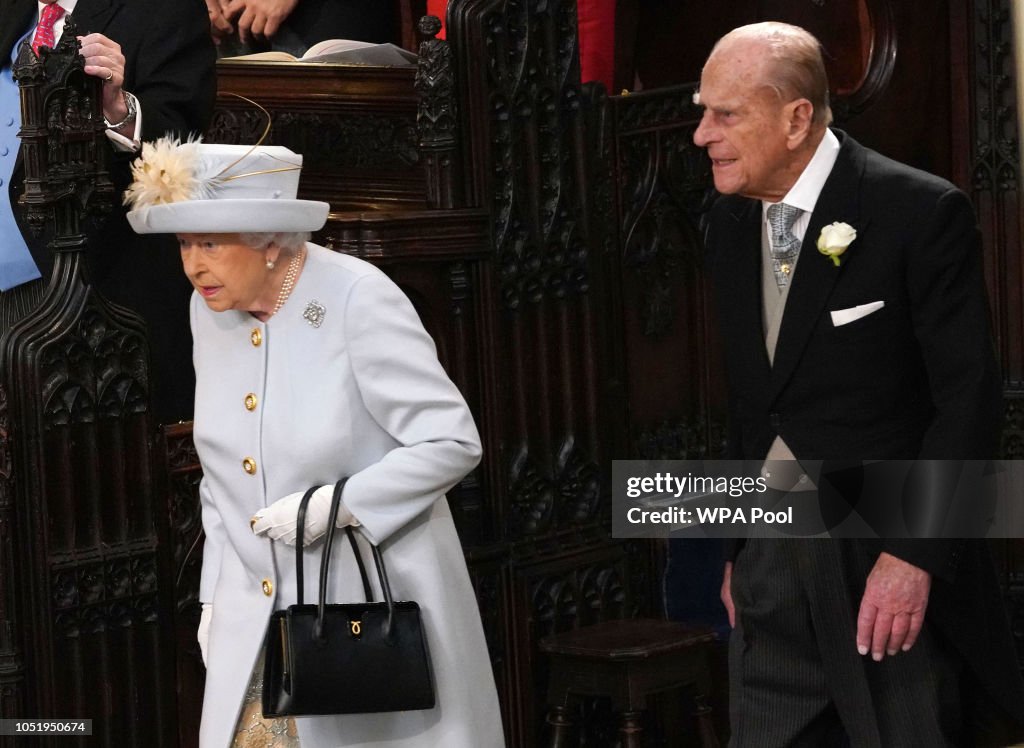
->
[[540, 619, 719, 748]]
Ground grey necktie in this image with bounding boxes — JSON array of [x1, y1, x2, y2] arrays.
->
[[767, 202, 802, 289]]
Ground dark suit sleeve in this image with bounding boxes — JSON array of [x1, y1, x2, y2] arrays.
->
[[704, 203, 745, 563], [906, 188, 1002, 458], [881, 188, 1001, 581], [121, 0, 217, 144]]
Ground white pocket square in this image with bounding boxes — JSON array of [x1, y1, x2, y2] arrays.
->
[[830, 300, 884, 327]]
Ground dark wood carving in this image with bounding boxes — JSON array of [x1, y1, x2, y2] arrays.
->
[[416, 15, 462, 208], [442, 2, 660, 743], [159, 423, 204, 748], [956, 0, 1022, 385], [957, 0, 1024, 677], [14, 17, 114, 245], [212, 62, 425, 212], [3, 23, 173, 748], [609, 85, 727, 461]]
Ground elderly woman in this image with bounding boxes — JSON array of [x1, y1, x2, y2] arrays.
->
[[125, 140, 505, 748]]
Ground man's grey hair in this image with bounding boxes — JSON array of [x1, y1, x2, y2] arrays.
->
[[238, 231, 310, 255], [711, 21, 833, 127]]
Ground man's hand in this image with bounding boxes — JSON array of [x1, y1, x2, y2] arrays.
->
[[856, 552, 931, 661], [721, 561, 735, 628], [223, 0, 300, 44], [205, 0, 235, 44], [77, 33, 130, 128]]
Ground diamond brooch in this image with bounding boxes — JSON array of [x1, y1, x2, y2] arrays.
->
[[303, 300, 326, 328]]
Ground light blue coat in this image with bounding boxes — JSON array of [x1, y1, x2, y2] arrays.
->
[[194, 244, 504, 747]]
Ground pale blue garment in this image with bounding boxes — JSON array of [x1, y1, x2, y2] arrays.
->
[[0, 29, 44, 290]]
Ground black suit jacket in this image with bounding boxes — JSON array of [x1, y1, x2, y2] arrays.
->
[[1, 0, 216, 422], [707, 131, 1024, 732]]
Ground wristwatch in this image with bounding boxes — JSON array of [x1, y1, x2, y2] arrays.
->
[[103, 90, 137, 130]]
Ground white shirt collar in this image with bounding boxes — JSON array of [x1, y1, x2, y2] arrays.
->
[[38, 0, 78, 16], [763, 128, 840, 216], [37, 1, 78, 42]]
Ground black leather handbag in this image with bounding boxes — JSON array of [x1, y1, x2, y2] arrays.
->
[[262, 479, 435, 717]]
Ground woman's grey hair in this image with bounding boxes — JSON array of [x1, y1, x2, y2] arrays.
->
[[239, 231, 310, 255], [712, 22, 833, 127]]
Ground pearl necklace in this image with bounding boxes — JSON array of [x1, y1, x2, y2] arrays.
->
[[272, 249, 304, 315]]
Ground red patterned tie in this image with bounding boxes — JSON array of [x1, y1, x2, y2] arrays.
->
[[32, 4, 66, 56]]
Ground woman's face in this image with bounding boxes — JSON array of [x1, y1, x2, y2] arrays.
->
[[177, 233, 278, 313]]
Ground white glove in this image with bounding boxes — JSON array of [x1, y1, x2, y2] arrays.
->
[[250, 484, 359, 546], [197, 602, 212, 667]]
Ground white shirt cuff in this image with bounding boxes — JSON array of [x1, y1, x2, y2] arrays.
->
[[103, 91, 142, 152]]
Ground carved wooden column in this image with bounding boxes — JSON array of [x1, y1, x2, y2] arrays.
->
[[416, 15, 463, 209], [446, 2, 655, 743], [2, 22, 174, 747], [950, 0, 1024, 675]]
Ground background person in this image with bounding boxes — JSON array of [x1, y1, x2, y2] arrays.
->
[[0, 0, 216, 422], [694, 21, 1024, 746], [125, 139, 505, 747], [205, 0, 396, 57]]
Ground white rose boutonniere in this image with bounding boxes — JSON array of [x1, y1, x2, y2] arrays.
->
[[817, 222, 857, 266]]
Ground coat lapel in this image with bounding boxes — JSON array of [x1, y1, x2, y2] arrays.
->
[[769, 132, 867, 400], [720, 197, 773, 386]]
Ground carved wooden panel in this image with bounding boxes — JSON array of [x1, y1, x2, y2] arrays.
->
[[609, 85, 726, 460], [160, 422, 204, 748], [954, 0, 1023, 386], [450, 0, 609, 540], [1000, 393, 1024, 670], [954, 0, 1024, 667], [212, 62, 425, 212], [1, 256, 175, 747], [444, 1, 655, 742], [506, 540, 652, 745]]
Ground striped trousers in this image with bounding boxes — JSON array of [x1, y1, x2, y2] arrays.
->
[[728, 539, 963, 747]]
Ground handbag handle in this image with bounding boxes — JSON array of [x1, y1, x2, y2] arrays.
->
[[293, 481, 370, 604], [293, 485, 321, 607], [316, 479, 398, 643]]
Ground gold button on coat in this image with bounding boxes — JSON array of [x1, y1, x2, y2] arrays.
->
[[250, 328, 262, 346], [244, 393, 258, 411], [242, 457, 257, 475], [262, 579, 273, 596]]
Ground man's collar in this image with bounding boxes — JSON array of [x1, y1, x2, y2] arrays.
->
[[37, 0, 78, 18], [764, 128, 841, 215]]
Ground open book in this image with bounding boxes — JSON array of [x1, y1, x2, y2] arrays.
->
[[225, 39, 417, 66]]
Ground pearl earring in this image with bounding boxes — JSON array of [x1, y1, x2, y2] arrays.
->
[[266, 258, 275, 270]]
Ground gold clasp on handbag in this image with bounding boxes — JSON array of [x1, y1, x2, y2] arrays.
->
[[350, 620, 362, 637]]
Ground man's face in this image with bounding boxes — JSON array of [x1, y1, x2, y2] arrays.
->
[[693, 42, 796, 202]]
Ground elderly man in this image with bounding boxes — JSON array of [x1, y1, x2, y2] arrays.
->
[[0, 0, 215, 422], [694, 22, 1024, 746]]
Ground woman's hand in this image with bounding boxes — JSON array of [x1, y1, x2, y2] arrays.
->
[[251, 485, 358, 546], [197, 603, 212, 666]]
